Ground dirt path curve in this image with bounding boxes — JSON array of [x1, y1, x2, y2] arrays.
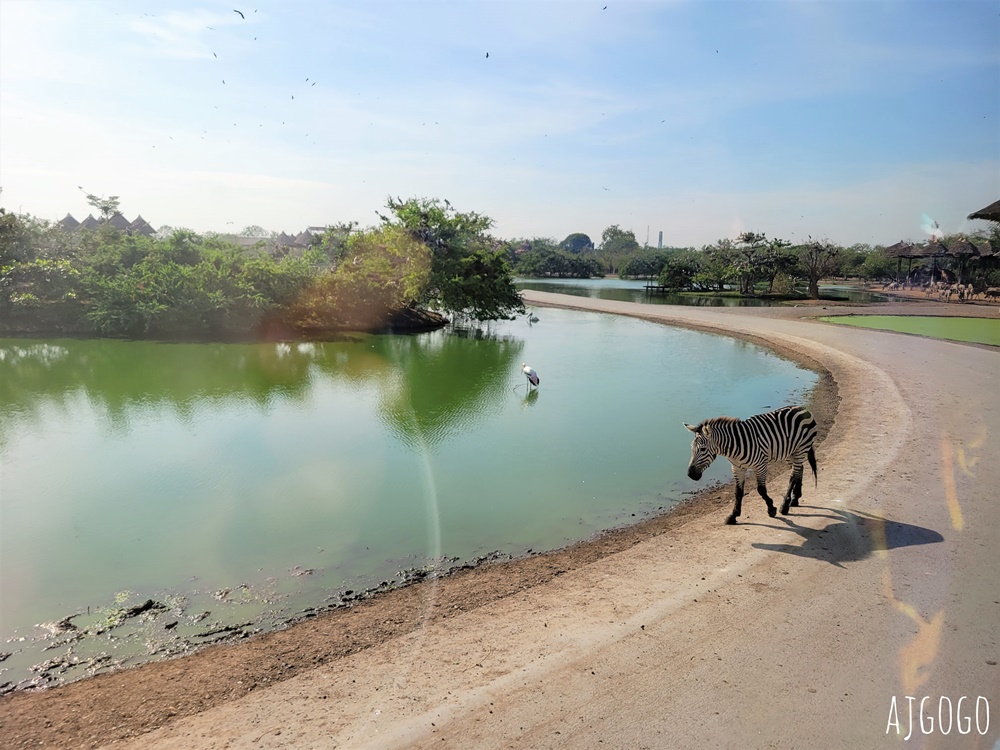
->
[[9, 295, 999, 750]]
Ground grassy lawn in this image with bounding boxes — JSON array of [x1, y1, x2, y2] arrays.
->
[[819, 315, 1000, 346]]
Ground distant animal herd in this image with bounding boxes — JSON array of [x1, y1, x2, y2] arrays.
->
[[881, 279, 1000, 302]]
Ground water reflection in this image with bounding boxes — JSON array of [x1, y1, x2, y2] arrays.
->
[[374, 328, 524, 449], [0, 332, 523, 452]]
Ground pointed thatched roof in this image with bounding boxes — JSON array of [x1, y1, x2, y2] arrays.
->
[[58, 213, 80, 230], [946, 236, 980, 257], [967, 200, 1000, 222], [79, 214, 100, 230], [915, 240, 950, 257], [129, 215, 155, 236], [293, 230, 313, 246], [974, 240, 995, 258], [109, 212, 131, 230], [883, 241, 916, 258]]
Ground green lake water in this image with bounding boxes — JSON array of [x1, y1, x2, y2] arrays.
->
[[0, 307, 818, 689], [819, 315, 1000, 346]]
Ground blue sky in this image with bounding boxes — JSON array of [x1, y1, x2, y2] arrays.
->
[[1, 0, 997, 247]]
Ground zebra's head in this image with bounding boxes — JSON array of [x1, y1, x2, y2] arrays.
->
[[683, 422, 717, 481]]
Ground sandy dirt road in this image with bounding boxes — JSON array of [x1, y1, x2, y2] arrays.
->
[[4, 294, 998, 749]]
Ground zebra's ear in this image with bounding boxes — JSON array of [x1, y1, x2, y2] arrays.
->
[[683, 422, 699, 433]]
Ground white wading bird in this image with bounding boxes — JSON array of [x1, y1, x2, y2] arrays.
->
[[521, 363, 540, 389]]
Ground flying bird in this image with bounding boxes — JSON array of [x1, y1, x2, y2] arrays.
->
[[213, 52, 217, 58], [521, 363, 540, 390], [485, 52, 489, 58], [234, 9, 245, 19]]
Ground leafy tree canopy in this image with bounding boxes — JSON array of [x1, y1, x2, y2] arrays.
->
[[559, 233, 594, 253], [379, 197, 524, 321]]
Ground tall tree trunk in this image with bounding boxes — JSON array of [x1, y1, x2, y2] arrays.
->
[[808, 280, 820, 299]]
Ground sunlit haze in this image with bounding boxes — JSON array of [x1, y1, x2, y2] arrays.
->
[[1, 0, 997, 246]]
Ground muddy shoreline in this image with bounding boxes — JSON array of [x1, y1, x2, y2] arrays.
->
[[0, 308, 840, 750]]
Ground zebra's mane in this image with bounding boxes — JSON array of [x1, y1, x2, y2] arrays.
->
[[699, 416, 740, 430]]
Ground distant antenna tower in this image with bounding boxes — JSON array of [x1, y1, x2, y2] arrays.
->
[[646, 225, 650, 247], [658, 231, 663, 249]]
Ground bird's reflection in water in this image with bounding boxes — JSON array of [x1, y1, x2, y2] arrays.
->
[[521, 389, 539, 409]]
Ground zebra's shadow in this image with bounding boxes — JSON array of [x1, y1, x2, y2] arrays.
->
[[747, 507, 944, 568]]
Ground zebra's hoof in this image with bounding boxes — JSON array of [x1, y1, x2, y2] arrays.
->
[[725, 515, 737, 525], [791, 499, 800, 507], [767, 506, 777, 518], [780, 505, 790, 515]]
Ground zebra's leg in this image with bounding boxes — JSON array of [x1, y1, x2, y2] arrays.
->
[[727, 467, 746, 525], [755, 468, 777, 518], [781, 462, 804, 514], [791, 462, 804, 507]]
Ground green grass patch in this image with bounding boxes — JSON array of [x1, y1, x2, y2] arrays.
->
[[819, 315, 1000, 346]]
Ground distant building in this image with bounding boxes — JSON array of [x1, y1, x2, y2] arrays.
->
[[57, 212, 156, 236]]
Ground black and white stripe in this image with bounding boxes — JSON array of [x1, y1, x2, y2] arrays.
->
[[684, 406, 819, 525]]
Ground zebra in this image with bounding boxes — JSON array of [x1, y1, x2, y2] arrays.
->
[[684, 406, 819, 525]]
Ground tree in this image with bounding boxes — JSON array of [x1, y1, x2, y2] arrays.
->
[[656, 250, 701, 290], [734, 231, 768, 295], [514, 239, 601, 278], [692, 239, 737, 292], [596, 225, 640, 274], [79, 188, 121, 223], [239, 225, 276, 238], [290, 226, 431, 332], [619, 250, 671, 279], [379, 197, 524, 321], [837, 243, 871, 279], [857, 247, 896, 282], [797, 239, 841, 298], [559, 233, 594, 253]]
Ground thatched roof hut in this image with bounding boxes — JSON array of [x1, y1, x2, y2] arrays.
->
[[946, 236, 980, 258], [58, 213, 80, 230], [79, 214, 100, 230], [108, 212, 131, 230], [883, 240, 916, 258], [129, 215, 155, 237], [967, 200, 1000, 222]]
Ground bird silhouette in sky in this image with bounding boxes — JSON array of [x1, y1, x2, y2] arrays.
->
[[485, 52, 489, 58], [234, 9, 245, 19], [213, 52, 217, 58]]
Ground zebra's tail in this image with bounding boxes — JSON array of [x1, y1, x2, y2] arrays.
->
[[807, 446, 818, 487]]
